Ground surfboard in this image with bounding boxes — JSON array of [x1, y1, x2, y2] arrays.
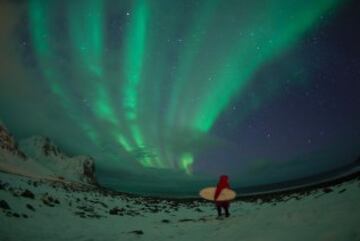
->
[[199, 187, 236, 201]]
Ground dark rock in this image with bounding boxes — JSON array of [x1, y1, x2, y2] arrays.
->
[[82, 157, 97, 185], [42, 196, 55, 207], [129, 230, 144, 235], [323, 188, 333, 193], [0, 124, 27, 158], [41, 194, 59, 207], [13, 213, 20, 218], [338, 189, 346, 194], [109, 207, 125, 215], [22, 214, 28, 218], [0, 181, 8, 190], [26, 204, 35, 211], [78, 206, 94, 212], [178, 218, 195, 222], [162, 219, 170, 223], [195, 208, 203, 212], [42, 200, 54, 207], [42, 137, 60, 156], [0, 200, 10, 210], [21, 190, 35, 199]]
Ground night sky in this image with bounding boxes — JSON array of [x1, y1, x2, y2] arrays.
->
[[0, 0, 359, 195]]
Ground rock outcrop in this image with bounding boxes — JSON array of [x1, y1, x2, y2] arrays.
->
[[0, 123, 26, 159]]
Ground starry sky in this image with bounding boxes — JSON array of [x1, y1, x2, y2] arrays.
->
[[0, 0, 359, 196]]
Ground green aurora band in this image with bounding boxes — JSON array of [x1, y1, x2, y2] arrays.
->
[[28, 0, 343, 175]]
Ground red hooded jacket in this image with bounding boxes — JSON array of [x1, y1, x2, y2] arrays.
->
[[214, 175, 230, 201]]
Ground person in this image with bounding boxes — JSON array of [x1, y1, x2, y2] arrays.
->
[[214, 175, 231, 217]]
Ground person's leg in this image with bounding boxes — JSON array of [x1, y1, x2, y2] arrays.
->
[[224, 202, 230, 217], [216, 205, 222, 216]]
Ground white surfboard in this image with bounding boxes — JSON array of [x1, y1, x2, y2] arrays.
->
[[199, 187, 236, 201]]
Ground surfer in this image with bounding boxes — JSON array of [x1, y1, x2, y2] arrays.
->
[[214, 175, 231, 217]]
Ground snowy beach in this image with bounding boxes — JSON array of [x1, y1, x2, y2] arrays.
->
[[1, 171, 360, 241]]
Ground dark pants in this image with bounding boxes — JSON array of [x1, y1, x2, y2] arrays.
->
[[216, 201, 230, 217]]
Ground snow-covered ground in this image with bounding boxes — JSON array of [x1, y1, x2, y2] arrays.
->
[[1, 171, 360, 241]]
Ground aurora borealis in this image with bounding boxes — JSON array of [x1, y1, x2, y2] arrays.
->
[[1, 0, 360, 195]]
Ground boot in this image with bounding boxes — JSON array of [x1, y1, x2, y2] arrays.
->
[[217, 206, 222, 217]]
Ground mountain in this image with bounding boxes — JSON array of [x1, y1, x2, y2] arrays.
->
[[19, 136, 97, 184], [0, 122, 53, 178], [0, 121, 97, 185]]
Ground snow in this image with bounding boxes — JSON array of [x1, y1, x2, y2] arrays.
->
[[1, 171, 360, 241]]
